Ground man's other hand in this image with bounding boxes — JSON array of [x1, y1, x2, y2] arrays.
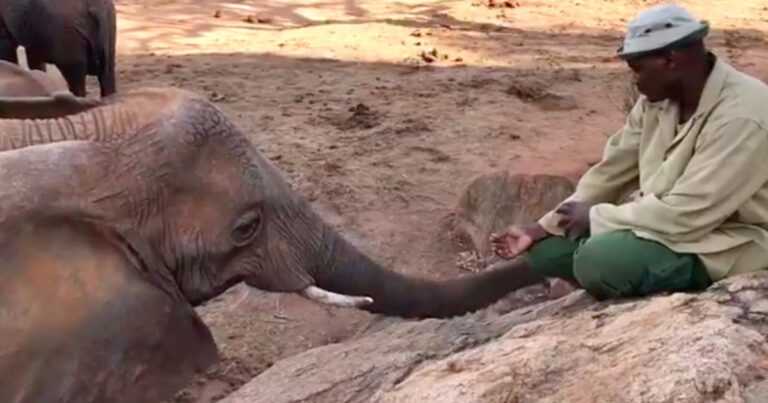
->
[[555, 201, 593, 240]]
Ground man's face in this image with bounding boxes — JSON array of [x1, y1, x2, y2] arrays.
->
[[626, 53, 678, 102]]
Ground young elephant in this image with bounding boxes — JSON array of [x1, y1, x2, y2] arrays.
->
[[0, 89, 536, 403], [0, 60, 68, 97], [0, 0, 117, 97], [0, 60, 99, 118]]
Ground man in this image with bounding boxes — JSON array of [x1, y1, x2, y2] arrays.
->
[[490, 4, 768, 300]]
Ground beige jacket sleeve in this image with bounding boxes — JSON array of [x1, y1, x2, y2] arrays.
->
[[537, 99, 644, 235], [590, 117, 768, 242]]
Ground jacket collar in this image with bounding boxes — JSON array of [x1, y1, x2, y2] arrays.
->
[[691, 52, 729, 120]]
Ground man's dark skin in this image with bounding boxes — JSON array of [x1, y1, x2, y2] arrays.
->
[[490, 39, 715, 288]]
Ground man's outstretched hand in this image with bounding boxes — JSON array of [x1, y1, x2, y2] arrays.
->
[[490, 223, 549, 259], [490, 201, 593, 259]]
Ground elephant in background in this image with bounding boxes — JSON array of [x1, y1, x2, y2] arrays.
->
[[0, 59, 100, 118], [0, 88, 537, 403], [0, 59, 67, 96], [0, 0, 116, 97]]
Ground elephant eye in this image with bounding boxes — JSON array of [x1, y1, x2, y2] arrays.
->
[[232, 210, 261, 245]]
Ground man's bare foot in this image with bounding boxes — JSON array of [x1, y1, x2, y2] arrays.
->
[[548, 278, 578, 299]]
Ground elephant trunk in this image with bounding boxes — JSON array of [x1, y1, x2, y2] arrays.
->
[[312, 229, 544, 319]]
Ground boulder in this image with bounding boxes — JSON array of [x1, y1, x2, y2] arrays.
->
[[444, 172, 576, 303], [222, 171, 768, 403], [223, 273, 768, 403], [447, 172, 574, 259]]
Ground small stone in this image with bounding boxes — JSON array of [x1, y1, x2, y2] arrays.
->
[[209, 92, 226, 102], [446, 360, 464, 373]]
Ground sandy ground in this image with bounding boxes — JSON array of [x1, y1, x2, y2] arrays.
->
[[80, 0, 768, 401]]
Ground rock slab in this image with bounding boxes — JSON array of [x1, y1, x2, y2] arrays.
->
[[224, 273, 768, 403]]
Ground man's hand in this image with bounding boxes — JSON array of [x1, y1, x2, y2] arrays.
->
[[490, 223, 548, 259], [555, 201, 593, 240]]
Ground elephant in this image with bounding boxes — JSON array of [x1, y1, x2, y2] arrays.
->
[[0, 59, 68, 97], [0, 60, 100, 118], [0, 88, 539, 403], [0, 0, 117, 97]]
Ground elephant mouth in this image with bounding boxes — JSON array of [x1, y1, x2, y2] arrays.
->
[[298, 286, 374, 308]]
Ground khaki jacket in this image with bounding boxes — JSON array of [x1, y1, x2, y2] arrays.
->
[[538, 56, 768, 280]]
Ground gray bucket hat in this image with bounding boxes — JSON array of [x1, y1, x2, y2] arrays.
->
[[617, 4, 709, 60]]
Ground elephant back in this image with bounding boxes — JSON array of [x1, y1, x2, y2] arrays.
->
[[0, 60, 54, 96]]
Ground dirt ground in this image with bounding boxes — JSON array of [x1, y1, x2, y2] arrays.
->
[[97, 1, 768, 401]]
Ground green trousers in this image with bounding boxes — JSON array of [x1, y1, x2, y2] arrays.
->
[[526, 230, 712, 299]]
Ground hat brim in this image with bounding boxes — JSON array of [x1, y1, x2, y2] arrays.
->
[[617, 22, 709, 60]]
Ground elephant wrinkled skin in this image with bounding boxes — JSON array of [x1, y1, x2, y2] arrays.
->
[[0, 88, 537, 403]]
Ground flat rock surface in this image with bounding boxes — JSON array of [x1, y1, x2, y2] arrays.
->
[[225, 273, 768, 403]]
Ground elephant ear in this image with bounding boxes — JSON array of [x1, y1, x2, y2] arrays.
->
[[0, 218, 218, 403], [0, 92, 103, 119]]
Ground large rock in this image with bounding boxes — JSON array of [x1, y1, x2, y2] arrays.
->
[[443, 172, 577, 304], [223, 273, 768, 403], [222, 171, 768, 402], [447, 172, 574, 258]]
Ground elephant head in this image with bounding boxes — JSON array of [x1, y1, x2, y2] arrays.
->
[[0, 86, 537, 317], [0, 88, 540, 402]]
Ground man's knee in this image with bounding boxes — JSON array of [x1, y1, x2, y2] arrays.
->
[[526, 236, 580, 280], [572, 231, 650, 299], [572, 230, 710, 299]]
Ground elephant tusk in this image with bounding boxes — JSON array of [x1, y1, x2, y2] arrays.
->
[[300, 286, 374, 308]]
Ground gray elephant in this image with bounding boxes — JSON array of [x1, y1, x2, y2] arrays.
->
[[0, 59, 68, 96], [0, 0, 116, 97], [0, 88, 535, 403]]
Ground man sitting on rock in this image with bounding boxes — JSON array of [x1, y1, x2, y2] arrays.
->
[[490, 4, 768, 300]]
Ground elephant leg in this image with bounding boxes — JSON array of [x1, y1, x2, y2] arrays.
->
[[0, 41, 18, 64], [25, 51, 46, 71], [0, 33, 18, 64], [0, 19, 17, 64], [98, 67, 116, 98], [58, 63, 87, 97], [96, 3, 117, 98]]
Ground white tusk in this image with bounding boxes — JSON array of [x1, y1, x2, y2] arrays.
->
[[227, 285, 252, 311], [300, 286, 374, 308]]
